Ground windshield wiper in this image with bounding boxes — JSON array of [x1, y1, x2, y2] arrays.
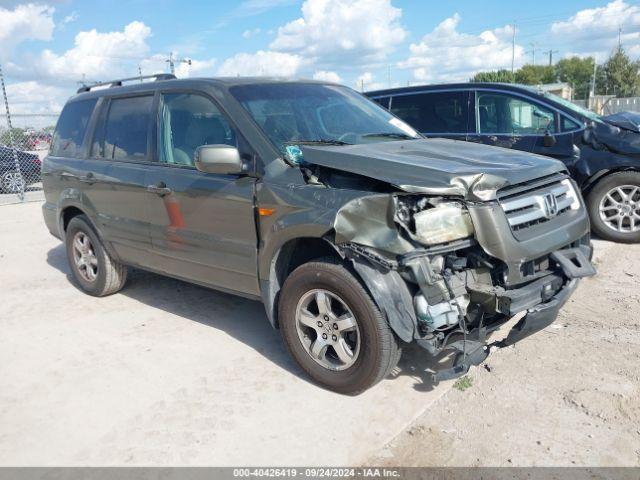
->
[[283, 139, 352, 146], [362, 132, 418, 139]]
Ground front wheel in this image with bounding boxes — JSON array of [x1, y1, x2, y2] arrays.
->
[[1, 171, 25, 193], [587, 171, 640, 243], [278, 259, 400, 395]]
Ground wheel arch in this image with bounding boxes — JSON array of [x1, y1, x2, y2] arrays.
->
[[260, 235, 343, 328], [582, 167, 640, 195]]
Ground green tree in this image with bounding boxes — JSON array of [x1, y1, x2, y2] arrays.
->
[[470, 69, 515, 83], [554, 56, 595, 99], [514, 64, 555, 85], [0, 127, 26, 146], [601, 47, 640, 97]]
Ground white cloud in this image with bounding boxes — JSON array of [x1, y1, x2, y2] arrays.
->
[[242, 28, 262, 38], [270, 0, 406, 67], [0, 4, 55, 59], [399, 13, 523, 83], [20, 21, 152, 82], [62, 11, 79, 24], [550, 0, 640, 60], [354, 72, 385, 91], [312, 70, 342, 83], [217, 50, 304, 76], [5, 81, 67, 118]]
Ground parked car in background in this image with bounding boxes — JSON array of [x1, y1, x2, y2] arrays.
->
[[0, 145, 41, 193], [24, 132, 53, 151], [43, 75, 595, 394], [367, 83, 640, 243]]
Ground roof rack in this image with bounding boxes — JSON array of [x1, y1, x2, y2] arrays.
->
[[77, 73, 176, 93]]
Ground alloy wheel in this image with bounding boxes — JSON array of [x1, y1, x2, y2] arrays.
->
[[598, 185, 640, 233], [294, 289, 361, 371], [72, 231, 99, 282], [2, 171, 25, 193]]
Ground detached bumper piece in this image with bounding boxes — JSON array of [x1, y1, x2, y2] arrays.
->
[[433, 246, 596, 383]]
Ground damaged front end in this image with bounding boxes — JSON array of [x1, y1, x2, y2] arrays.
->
[[329, 176, 595, 382]]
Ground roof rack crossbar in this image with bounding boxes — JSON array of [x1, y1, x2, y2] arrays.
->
[[77, 73, 176, 93]]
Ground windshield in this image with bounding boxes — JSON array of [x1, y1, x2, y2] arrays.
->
[[230, 83, 420, 154], [539, 90, 601, 123]]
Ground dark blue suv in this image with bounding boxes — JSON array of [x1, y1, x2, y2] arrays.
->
[[367, 83, 640, 243]]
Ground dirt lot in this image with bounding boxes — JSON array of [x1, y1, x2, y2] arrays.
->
[[0, 201, 638, 466], [370, 241, 640, 466]]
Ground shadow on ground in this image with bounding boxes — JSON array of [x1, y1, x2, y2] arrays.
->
[[47, 244, 441, 392]]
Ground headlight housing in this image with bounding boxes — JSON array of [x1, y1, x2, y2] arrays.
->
[[412, 203, 475, 246]]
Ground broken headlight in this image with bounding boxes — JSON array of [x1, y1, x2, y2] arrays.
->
[[412, 203, 475, 246]]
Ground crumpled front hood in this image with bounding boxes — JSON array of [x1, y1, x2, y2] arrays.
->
[[601, 111, 640, 133], [300, 138, 567, 200]]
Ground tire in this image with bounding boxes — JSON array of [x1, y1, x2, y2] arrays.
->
[[65, 215, 128, 296], [278, 258, 400, 395], [587, 171, 640, 243]]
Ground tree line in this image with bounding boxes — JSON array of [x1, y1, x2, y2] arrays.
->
[[471, 47, 640, 99]]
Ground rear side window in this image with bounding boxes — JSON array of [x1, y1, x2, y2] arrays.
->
[[93, 96, 153, 160], [390, 91, 469, 133], [50, 99, 98, 158], [372, 97, 390, 109]]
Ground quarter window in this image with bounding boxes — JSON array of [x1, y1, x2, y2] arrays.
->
[[390, 91, 470, 133], [158, 93, 237, 167], [477, 93, 556, 134], [50, 99, 97, 158], [561, 116, 581, 132]]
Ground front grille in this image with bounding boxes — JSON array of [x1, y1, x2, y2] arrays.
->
[[498, 174, 576, 231]]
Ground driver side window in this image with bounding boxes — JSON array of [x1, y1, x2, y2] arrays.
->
[[478, 93, 556, 135], [158, 93, 237, 167]]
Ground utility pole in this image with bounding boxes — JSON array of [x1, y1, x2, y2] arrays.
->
[[529, 42, 538, 65], [589, 59, 597, 110], [543, 49, 559, 66], [618, 26, 623, 51], [511, 22, 516, 74], [138, 65, 143, 82], [166, 52, 192, 76]]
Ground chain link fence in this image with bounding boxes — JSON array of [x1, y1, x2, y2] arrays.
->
[[0, 64, 59, 204]]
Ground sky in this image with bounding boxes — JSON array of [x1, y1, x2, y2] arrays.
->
[[1, 0, 639, 118]]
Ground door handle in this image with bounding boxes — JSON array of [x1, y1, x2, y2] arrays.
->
[[147, 182, 172, 196]]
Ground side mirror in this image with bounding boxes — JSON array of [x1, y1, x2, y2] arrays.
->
[[543, 132, 556, 147], [194, 144, 244, 175]]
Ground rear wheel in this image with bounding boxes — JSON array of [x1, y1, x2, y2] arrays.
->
[[278, 259, 400, 395], [587, 171, 640, 243], [65, 215, 128, 296]]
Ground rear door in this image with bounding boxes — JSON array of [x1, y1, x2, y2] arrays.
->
[[87, 94, 155, 264], [144, 91, 259, 296], [388, 90, 472, 140]]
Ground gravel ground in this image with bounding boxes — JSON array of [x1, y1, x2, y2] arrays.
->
[[370, 240, 640, 467]]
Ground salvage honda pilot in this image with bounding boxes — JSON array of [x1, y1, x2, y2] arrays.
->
[[42, 75, 596, 394]]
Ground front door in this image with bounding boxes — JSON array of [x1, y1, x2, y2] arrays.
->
[[144, 91, 259, 297], [469, 91, 553, 153]]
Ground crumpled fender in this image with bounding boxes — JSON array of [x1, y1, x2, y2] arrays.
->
[[349, 257, 416, 342]]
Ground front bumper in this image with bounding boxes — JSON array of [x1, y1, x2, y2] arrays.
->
[[432, 245, 595, 382]]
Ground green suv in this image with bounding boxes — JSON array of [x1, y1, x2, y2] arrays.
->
[[42, 74, 595, 394]]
